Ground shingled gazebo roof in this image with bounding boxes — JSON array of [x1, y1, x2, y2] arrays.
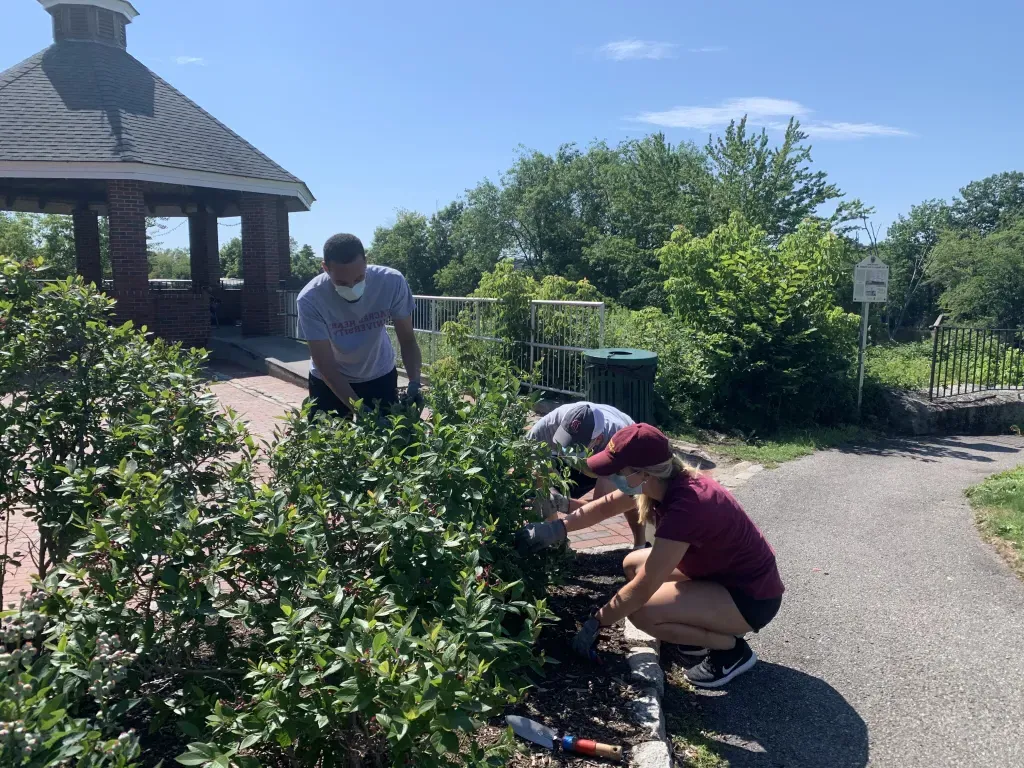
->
[[0, 0, 313, 216]]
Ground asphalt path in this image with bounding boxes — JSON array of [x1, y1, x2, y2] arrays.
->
[[697, 435, 1024, 768]]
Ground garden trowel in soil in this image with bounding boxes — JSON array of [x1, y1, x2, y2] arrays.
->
[[507, 715, 623, 762]]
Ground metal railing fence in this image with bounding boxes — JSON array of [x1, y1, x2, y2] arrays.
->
[[929, 317, 1024, 399], [99, 278, 244, 291], [278, 291, 605, 397]]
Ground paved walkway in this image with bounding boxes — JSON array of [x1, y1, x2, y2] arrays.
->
[[699, 435, 1024, 768]]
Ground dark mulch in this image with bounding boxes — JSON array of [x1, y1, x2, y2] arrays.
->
[[485, 548, 646, 766]]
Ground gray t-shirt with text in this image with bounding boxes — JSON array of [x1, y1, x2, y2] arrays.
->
[[297, 266, 414, 383]]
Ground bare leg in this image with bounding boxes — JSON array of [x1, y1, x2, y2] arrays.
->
[[622, 548, 687, 582], [629, 580, 753, 650]]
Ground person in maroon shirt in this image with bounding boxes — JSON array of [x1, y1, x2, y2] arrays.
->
[[516, 423, 784, 687]]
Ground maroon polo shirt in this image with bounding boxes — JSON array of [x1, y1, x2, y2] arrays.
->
[[654, 473, 784, 600]]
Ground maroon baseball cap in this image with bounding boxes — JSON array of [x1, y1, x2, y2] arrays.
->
[[587, 423, 672, 476]]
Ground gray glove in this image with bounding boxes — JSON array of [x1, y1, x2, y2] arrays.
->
[[534, 489, 569, 519], [515, 519, 567, 556], [406, 380, 421, 399], [572, 616, 601, 659], [550, 489, 570, 515]]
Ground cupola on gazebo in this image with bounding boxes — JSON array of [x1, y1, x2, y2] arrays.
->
[[0, 0, 314, 345]]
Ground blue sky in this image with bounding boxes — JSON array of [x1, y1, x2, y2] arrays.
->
[[3, 0, 1022, 253]]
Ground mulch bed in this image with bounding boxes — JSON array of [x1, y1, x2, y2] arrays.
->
[[477, 549, 648, 766]]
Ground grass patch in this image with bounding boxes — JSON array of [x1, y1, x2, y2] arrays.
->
[[673, 425, 878, 468], [662, 671, 730, 768], [865, 341, 934, 391], [966, 465, 1024, 577]]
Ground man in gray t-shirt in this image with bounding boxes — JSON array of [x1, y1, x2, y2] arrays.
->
[[297, 233, 422, 417]]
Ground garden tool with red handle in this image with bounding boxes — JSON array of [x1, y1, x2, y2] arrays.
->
[[507, 715, 624, 762]]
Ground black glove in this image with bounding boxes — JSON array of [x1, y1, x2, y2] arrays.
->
[[515, 519, 567, 556], [572, 616, 601, 660]]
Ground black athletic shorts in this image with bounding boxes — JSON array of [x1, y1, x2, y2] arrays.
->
[[727, 588, 782, 632], [308, 369, 399, 418]]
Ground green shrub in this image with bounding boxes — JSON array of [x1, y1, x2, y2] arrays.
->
[[865, 341, 934, 390], [0, 257, 242, 588], [604, 307, 714, 427], [1, 257, 562, 767], [660, 215, 860, 429]]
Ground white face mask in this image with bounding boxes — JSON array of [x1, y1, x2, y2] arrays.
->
[[335, 280, 365, 303]]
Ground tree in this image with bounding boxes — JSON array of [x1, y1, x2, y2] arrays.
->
[[368, 210, 432, 292], [434, 184, 508, 294], [147, 247, 191, 279], [880, 200, 951, 335], [220, 236, 241, 278], [950, 171, 1024, 235], [290, 243, 320, 283], [927, 219, 1024, 328], [660, 215, 859, 428], [700, 118, 867, 239], [0, 212, 39, 263], [582, 235, 664, 309]]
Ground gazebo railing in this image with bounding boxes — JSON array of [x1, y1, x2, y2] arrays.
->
[[99, 278, 244, 291]]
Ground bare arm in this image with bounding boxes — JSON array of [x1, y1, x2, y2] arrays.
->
[[562, 490, 635, 533], [596, 538, 690, 626], [307, 339, 361, 410], [392, 316, 422, 385]]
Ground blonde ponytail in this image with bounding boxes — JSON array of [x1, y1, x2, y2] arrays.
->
[[636, 455, 698, 525]]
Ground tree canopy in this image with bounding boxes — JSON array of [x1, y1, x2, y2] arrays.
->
[[368, 120, 863, 309]]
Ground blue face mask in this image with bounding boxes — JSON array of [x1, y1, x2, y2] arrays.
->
[[611, 472, 644, 496]]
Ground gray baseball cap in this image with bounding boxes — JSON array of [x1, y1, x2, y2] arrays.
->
[[553, 404, 596, 449]]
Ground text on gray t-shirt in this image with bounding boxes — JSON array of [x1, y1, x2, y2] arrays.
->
[[297, 266, 414, 383]]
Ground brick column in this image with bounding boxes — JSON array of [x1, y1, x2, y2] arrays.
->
[[241, 193, 284, 336], [106, 180, 152, 328], [72, 209, 102, 287], [188, 210, 220, 291], [277, 198, 291, 282]]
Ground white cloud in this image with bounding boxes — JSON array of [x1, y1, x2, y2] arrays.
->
[[634, 97, 911, 139], [689, 46, 726, 53], [600, 39, 677, 61], [800, 121, 913, 139], [636, 97, 809, 130], [175, 56, 206, 66]]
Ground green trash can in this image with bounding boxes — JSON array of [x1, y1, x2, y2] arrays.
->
[[584, 348, 658, 425]]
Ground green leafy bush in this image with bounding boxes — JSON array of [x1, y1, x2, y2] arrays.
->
[[660, 215, 860, 429], [1, 256, 562, 767], [604, 307, 714, 427], [0, 257, 242, 589], [865, 341, 934, 391]]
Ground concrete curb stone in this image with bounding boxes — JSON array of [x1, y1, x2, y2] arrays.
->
[[623, 620, 674, 767]]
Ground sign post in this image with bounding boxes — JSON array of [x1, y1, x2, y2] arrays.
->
[[853, 255, 889, 416]]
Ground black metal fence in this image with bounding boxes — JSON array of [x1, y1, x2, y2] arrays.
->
[[929, 318, 1024, 399]]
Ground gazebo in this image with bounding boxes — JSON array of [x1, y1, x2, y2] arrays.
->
[[0, 0, 314, 346]]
